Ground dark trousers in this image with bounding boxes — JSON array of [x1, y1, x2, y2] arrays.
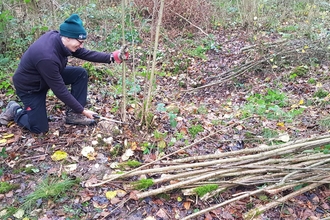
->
[[14, 66, 88, 134]]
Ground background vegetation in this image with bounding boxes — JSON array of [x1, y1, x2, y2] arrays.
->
[[1, 0, 329, 84]]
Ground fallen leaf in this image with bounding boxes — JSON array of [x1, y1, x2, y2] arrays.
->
[[6, 160, 16, 168], [84, 177, 99, 188], [129, 190, 139, 200], [79, 189, 94, 202], [70, 156, 80, 162], [110, 197, 121, 204], [144, 217, 156, 220], [110, 162, 119, 168], [13, 209, 24, 218], [81, 146, 96, 160], [131, 142, 138, 150], [64, 164, 77, 172], [156, 208, 168, 219], [183, 201, 191, 210], [277, 133, 290, 142], [105, 191, 117, 200], [116, 189, 127, 198], [153, 199, 164, 206], [2, 134, 14, 139], [121, 148, 134, 161], [51, 150, 68, 161], [103, 137, 113, 144], [204, 212, 213, 220], [24, 138, 35, 147], [92, 200, 107, 209], [174, 208, 181, 219], [0, 210, 7, 217], [235, 125, 243, 130], [321, 202, 330, 210], [5, 191, 13, 198], [157, 140, 166, 149], [291, 104, 299, 109], [180, 127, 188, 135], [100, 211, 111, 218]]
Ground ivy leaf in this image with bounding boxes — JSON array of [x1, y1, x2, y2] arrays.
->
[[156, 103, 166, 112]]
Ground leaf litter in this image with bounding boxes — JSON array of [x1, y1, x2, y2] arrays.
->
[[0, 27, 330, 219]]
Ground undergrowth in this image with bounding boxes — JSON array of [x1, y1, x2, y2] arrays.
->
[[23, 177, 79, 209]]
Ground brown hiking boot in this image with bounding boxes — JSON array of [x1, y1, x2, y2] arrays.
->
[[0, 101, 21, 125], [65, 112, 96, 125]]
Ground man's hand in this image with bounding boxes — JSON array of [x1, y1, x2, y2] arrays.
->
[[112, 44, 129, 63], [82, 109, 97, 119]]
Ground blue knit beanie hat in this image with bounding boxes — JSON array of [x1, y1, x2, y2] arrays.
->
[[60, 14, 87, 40]]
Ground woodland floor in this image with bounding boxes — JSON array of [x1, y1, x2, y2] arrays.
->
[[1, 27, 330, 220]]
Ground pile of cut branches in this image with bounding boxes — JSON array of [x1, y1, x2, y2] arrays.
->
[[187, 37, 330, 92], [89, 134, 330, 219]]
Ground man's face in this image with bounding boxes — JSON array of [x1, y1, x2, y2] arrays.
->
[[66, 38, 85, 52]]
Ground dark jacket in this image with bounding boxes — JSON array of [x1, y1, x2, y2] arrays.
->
[[13, 30, 111, 113]]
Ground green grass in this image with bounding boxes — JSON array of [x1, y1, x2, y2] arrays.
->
[[20, 177, 80, 213], [188, 124, 204, 138], [313, 89, 329, 99], [262, 128, 279, 139], [319, 116, 330, 130], [0, 182, 19, 194]]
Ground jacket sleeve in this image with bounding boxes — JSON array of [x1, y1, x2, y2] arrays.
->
[[72, 48, 111, 63], [36, 59, 84, 113]]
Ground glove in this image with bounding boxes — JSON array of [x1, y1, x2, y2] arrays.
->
[[112, 44, 129, 63]]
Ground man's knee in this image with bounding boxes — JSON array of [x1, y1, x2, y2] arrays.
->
[[30, 125, 49, 134], [78, 67, 88, 79], [15, 111, 49, 134]]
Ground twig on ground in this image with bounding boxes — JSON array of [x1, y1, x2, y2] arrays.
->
[[244, 177, 330, 220], [181, 184, 278, 220]]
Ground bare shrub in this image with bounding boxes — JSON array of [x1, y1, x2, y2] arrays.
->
[[133, 0, 213, 34]]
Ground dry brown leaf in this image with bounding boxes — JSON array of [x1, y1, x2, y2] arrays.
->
[[131, 142, 138, 150], [110, 197, 121, 205], [156, 208, 168, 219], [183, 201, 191, 210]]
